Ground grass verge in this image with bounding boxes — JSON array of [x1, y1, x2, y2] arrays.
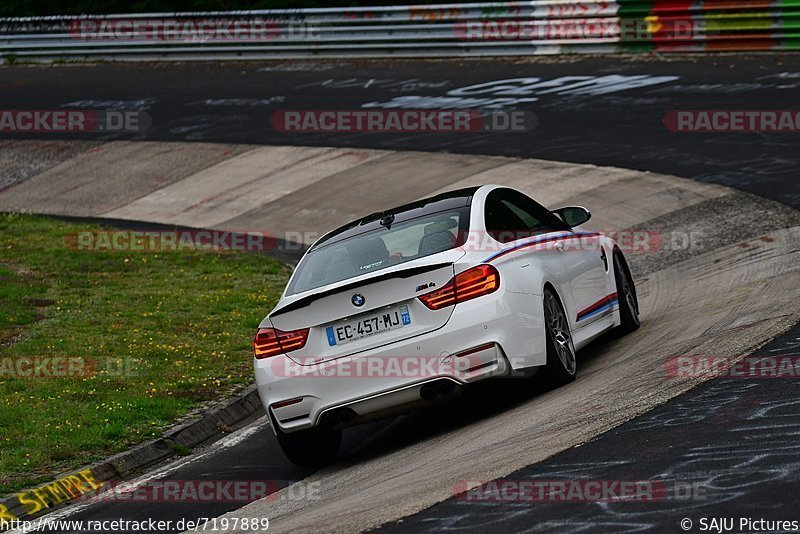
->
[[0, 213, 290, 494]]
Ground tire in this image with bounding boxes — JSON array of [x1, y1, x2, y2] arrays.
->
[[274, 424, 341, 467], [613, 252, 640, 334], [542, 287, 577, 386]]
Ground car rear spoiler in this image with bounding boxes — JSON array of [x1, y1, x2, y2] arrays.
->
[[270, 262, 452, 318]]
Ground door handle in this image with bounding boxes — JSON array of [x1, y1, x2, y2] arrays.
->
[[554, 241, 565, 252]]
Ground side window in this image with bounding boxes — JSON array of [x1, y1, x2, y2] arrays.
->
[[484, 192, 529, 243], [507, 190, 567, 233], [485, 189, 567, 243], [503, 200, 539, 230]]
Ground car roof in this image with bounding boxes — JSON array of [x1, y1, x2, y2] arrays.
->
[[313, 186, 480, 248]]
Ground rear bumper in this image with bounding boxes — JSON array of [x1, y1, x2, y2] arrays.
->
[[254, 288, 545, 434]]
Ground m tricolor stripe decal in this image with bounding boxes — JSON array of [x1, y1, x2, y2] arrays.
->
[[577, 292, 618, 322], [483, 231, 599, 263]]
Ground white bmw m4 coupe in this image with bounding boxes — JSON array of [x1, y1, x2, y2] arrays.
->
[[254, 185, 639, 466]]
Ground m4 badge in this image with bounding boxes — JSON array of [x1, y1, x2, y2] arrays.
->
[[415, 282, 436, 292]]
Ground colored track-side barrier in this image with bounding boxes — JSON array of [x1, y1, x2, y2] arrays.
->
[[1, 2, 798, 63]]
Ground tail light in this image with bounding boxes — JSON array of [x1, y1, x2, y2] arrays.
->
[[419, 264, 500, 310], [254, 327, 309, 359]]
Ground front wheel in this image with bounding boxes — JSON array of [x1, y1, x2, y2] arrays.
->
[[542, 287, 577, 386], [274, 424, 341, 467], [613, 252, 640, 334]]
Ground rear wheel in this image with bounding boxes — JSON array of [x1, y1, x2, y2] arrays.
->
[[274, 423, 341, 467], [613, 252, 640, 334], [542, 287, 577, 385]]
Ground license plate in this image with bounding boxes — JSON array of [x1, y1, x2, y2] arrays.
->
[[326, 305, 411, 346]]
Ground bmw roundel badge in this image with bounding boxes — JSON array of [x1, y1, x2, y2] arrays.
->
[[352, 293, 365, 307]]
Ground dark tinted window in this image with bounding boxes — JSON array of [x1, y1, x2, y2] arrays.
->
[[485, 189, 567, 243], [286, 207, 469, 295]]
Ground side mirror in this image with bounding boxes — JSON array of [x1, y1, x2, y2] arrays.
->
[[553, 206, 591, 228]]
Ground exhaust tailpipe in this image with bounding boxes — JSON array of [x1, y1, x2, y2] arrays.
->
[[321, 408, 357, 428], [420, 384, 438, 401], [420, 380, 459, 401], [321, 412, 339, 428]]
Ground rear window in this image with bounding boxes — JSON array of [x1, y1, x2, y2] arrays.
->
[[286, 207, 469, 295]]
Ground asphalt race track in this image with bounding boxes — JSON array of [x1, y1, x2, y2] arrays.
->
[[3, 54, 800, 209], [378, 326, 800, 533], [2, 54, 800, 533]]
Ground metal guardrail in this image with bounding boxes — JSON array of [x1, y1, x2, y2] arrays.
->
[[1, 1, 799, 61]]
